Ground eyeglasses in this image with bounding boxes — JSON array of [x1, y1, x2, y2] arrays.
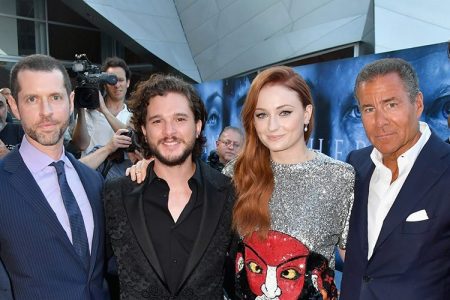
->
[[219, 139, 241, 148]]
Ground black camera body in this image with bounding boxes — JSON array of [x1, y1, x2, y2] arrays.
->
[[120, 129, 140, 153], [72, 54, 118, 109], [107, 129, 141, 163]]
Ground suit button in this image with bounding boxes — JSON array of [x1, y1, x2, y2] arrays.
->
[[363, 275, 371, 282]]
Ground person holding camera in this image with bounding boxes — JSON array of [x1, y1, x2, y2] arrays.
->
[[80, 128, 144, 180], [72, 57, 132, 155]]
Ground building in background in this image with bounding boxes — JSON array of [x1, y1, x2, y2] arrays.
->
[[0, 0, 194, 91], [0, 0, 449, 85]]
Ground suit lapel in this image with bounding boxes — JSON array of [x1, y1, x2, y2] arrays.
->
[[356, 159, 374, 258], [4, 150, 83, 266], [373, 134, 449, 253], [123, 177, 166, 282], [176, 163, 228, 292]]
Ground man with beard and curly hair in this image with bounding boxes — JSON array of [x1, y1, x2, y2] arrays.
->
[[104, 74, 235, 299]]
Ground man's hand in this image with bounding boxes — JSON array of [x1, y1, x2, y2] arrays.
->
[[95, 91, 128, 132], [0, 139, 10, 158], [79, 129, 132, 170], [104, 128, 132, 153], [97, 91, 108, 115]]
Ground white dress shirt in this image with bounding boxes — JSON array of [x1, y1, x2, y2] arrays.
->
[[367, 122, 431, 259]]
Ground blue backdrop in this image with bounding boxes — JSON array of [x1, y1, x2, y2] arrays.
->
[[195, 42, 450, 161]]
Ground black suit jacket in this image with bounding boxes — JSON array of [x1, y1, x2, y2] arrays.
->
[[104, 160, 235, 299], [341, 133, 450, 300], [0, 149, 108, 299]]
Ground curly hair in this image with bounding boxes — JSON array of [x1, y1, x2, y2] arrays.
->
[[127, 73, 207, 159], [233, 66, 315, 237]]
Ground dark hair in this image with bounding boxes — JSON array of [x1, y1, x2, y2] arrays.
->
[[127, 73, 207, 159], [101, 56, 131, 80], [233, 66, 315, 237], [354, 58, 420, 103], [219, 126, 244, 140], [10, 54, 72, 100]]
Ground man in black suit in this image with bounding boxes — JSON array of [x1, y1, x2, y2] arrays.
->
[[104, 74, 235, 299]]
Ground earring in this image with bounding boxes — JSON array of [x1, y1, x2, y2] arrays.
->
[[304, 124, 308, 132]]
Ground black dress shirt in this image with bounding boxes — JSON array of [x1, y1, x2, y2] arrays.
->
[[142, 162, 203, 294]]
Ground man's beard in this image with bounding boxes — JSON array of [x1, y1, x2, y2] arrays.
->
[[149, 136, 196, 167], [24, 117, 69, 146]]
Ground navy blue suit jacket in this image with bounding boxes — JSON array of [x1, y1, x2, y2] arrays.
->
[[341, 133, 450, 300], [0, 149, 108, 299], [0, 258, 12, 300]]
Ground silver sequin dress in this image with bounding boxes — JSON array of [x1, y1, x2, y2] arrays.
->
[[223, 151, 355, 268]]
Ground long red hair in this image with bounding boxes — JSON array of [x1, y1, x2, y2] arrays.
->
[[232, 66, 314, 237]]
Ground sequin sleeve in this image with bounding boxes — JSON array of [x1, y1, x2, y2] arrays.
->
[[338, 165, 355, 249], [222, 158, 236, 178]]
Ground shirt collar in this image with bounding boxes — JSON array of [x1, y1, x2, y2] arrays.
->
[[370, 121, 431, 167], [19, 135, 73, 174], [147, 159, 203, 187]]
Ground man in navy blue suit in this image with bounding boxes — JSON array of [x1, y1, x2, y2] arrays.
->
[[0, 54, 108, 299], [341, 58, 450, 299]]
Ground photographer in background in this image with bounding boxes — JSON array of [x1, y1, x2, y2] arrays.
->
[[0, 88, 17, 122], [80, 128, 144, 180], [72, 57, 132, 155], [207, 126, 243, 172], [0, 93, 24, 158]]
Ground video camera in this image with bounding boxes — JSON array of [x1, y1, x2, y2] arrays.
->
[[72, 54, 118, 109]]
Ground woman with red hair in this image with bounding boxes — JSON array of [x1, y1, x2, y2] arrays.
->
[[224, 66, 354, 299]]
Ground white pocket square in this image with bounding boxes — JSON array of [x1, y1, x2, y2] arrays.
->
[[406, 210, 429, 222]]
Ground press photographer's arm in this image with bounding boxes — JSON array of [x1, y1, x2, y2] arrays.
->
[[96, 91, 128, 133], [79, 128, 131, 169]]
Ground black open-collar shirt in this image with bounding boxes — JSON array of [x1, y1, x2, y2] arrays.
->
[[142, 160, 204, 294]]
